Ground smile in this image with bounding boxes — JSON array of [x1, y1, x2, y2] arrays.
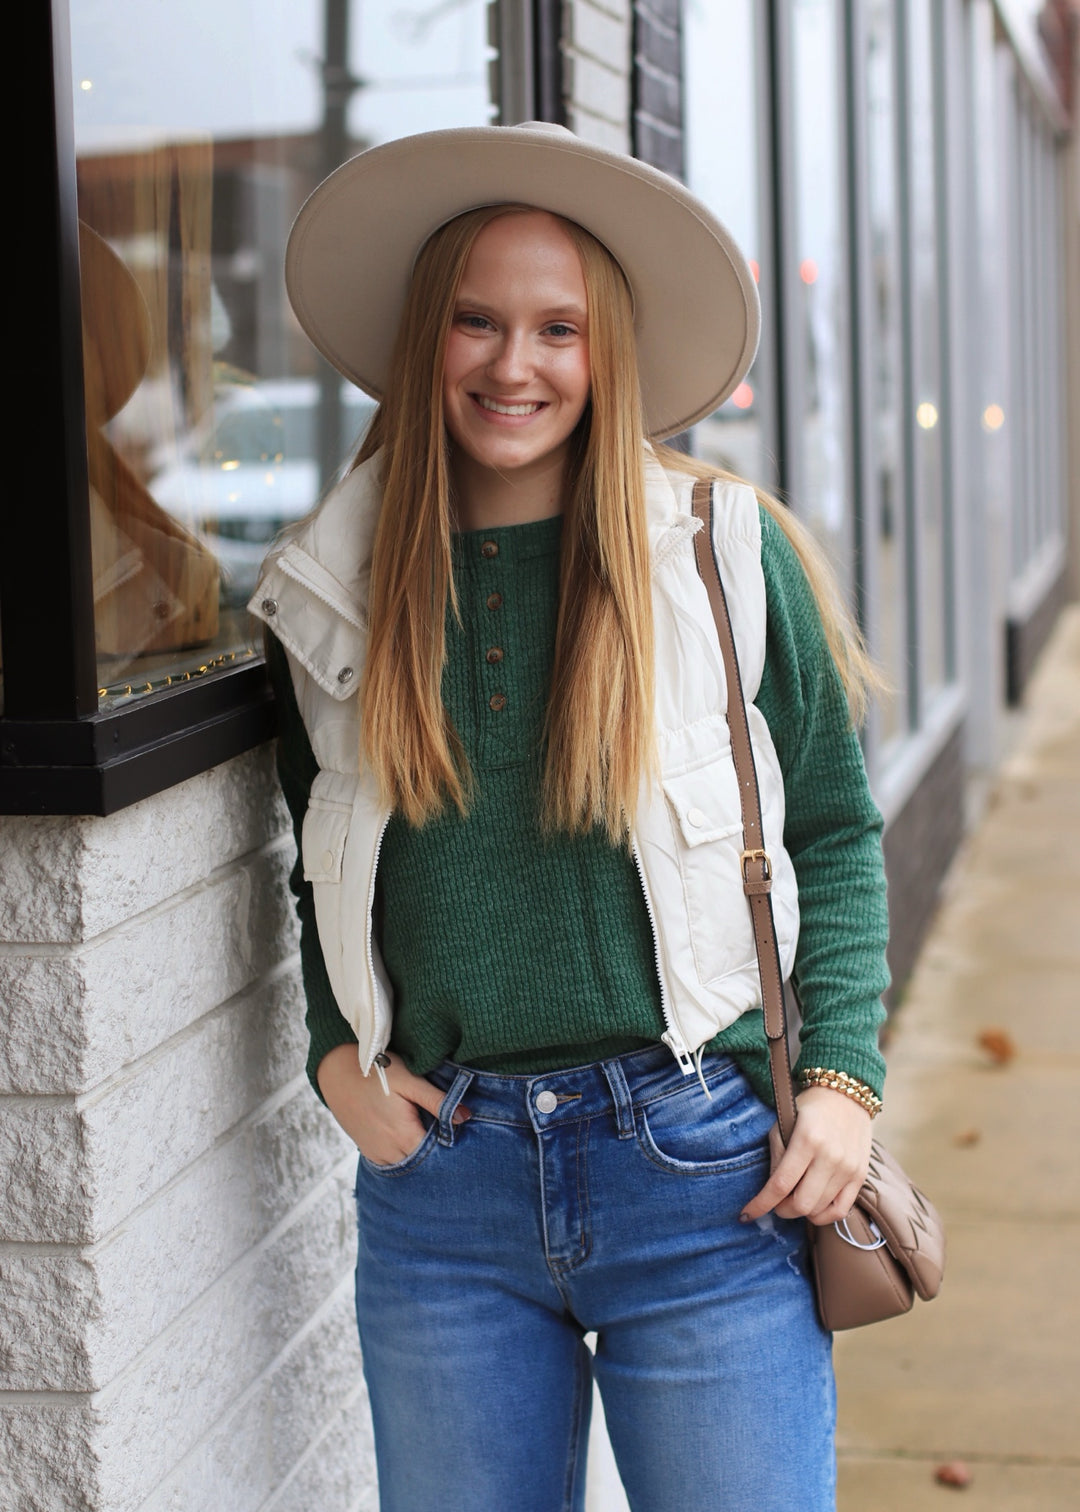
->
[[474, 396, 545, 417]]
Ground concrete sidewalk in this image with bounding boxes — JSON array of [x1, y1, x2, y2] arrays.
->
[[836, 606, 1080, 1509]]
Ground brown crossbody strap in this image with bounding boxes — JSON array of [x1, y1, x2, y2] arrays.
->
[[690, 477, 798, 1145]]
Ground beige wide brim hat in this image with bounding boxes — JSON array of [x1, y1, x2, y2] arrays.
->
[[286, 123, 759, 441]]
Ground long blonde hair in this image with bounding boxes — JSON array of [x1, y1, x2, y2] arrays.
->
[[356, 205, 877, 837], [357, 205, 654, 841]]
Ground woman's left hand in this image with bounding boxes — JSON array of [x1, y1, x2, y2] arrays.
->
[[739, 1086, 874, 1227]]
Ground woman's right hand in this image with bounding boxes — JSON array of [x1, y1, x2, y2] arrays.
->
[[316, 1043, 470, 1166]]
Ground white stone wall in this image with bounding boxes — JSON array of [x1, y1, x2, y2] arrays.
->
[[563, 0, 632, 152], [0, 748, 371, 1512]]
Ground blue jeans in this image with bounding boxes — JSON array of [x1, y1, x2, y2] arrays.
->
[[353, 1045, 835, 1512]]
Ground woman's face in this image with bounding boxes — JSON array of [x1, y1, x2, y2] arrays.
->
[[442, 210, 591, 500]]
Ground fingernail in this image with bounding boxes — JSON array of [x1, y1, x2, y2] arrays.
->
[[739, 1211, 751, 1223], [453, 1108, 471, 1124]]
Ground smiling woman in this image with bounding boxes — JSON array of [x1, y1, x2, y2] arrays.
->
[[249, 121, 890, 1512], [441, 210, 592, 526]]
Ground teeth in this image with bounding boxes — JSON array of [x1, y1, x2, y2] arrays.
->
[[475, 396, 542, 416]]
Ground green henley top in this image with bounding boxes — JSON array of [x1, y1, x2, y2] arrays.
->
[[270, 505, 890, 1108]]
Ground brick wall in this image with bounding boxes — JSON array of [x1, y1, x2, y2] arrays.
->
[[631, 0, 683, 177], [563, 0, 632, 151], [0, 750, 370, 1512]]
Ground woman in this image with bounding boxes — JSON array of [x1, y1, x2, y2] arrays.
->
[[253, 123, 889, 1512]]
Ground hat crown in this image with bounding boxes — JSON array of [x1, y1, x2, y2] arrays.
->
[[285, 124, 760, 439], [509, 121, 575, 137]]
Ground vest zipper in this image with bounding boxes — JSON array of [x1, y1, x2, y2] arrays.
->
[[362, 812, 392, 1084], [630, 836, 696, 1077]]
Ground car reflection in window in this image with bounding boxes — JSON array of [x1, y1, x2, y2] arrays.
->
[[151, 379, 375, 607]]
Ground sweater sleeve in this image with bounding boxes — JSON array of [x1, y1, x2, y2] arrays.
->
[[266, 632, 359, 1101], [754, 507, 890, 1098]]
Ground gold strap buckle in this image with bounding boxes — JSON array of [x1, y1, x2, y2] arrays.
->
[[740, 848, 773, 891]]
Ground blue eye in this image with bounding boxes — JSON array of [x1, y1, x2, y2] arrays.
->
[[546, 323, 575, 338]]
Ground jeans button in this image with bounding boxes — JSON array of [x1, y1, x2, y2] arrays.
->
[[535, 1090, 558, 1114]]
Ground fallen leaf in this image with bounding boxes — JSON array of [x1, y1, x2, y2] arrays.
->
[[977, 1028, 1016, 1065], [934, 1460, 972, 1489], [953, 1128, 981, 1147]]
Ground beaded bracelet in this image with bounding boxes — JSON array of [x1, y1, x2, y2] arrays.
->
[[798, 1067, 883, 1118]]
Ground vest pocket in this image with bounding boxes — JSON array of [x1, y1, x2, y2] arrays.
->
[[302, 796, 351, 883], [660, 754, 756, 986]]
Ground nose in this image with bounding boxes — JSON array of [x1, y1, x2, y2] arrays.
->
[[486, 329, 532, 386]]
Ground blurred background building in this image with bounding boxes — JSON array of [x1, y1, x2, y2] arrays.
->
[[2, 3, 1077, 1508]]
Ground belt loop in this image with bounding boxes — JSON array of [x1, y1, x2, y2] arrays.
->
[[436, 1067, 475, 1147], [601, 1058, 635, 1139]]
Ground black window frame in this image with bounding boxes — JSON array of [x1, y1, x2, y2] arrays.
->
[[1, 0, 275, 816]]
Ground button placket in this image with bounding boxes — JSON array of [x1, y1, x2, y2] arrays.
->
[[477, 535, 511, 744]]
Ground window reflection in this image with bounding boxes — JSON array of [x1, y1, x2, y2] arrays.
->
[[788, 0, 852, 589], [683, 0, 771, 485], [71, 0, 493, 708], [864, 0, 906, 745], [906, 0, 948, 699], [80, 220, 220, 667]]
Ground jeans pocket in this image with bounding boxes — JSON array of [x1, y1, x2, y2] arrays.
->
[[355, 1112, 440, 1179], [636, 1068, 775, 1174]]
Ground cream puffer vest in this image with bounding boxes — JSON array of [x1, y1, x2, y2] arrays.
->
[[250, 446, 799, 1081]]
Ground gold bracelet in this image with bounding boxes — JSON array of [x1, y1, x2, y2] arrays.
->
[[798, 1067, 883, 1118]]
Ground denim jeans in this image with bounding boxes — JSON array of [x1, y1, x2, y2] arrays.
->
[[353, 1044, 835, 1512]]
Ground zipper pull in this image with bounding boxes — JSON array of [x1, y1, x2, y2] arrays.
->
[[661, 1029, 696, 1076]]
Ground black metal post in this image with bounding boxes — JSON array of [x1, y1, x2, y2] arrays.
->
[[533, 0, 564, 124]]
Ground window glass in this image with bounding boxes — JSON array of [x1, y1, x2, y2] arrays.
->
[[864, 0, 906, 746], [787, 0, 853, 589], [683, 0, 771, 485], [1007, 104, 1066, 585], [1028, 134, 1046, 550], [969, 0, 1009, 583], [906, 0, 948, 699], [1046, 144, 1066, 547], [1009, 88, 1036, 581], [71, 0, 493, 709]]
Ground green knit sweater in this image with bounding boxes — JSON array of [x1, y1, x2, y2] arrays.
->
[[270, 507, 889, 1107]]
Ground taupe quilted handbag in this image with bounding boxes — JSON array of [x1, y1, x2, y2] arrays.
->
[[691, 479, 945, 1331]]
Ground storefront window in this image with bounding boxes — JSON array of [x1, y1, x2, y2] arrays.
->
[[905, 0, 949, 700], [71, 0, 493, 710], [1005, 89, 1067, 593], [786, 0, 853, 588], [683, 0, 772, 486], [864, 0, 906, 746]]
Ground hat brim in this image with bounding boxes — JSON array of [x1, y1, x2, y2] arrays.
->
[[285, 125, 759, 441]]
